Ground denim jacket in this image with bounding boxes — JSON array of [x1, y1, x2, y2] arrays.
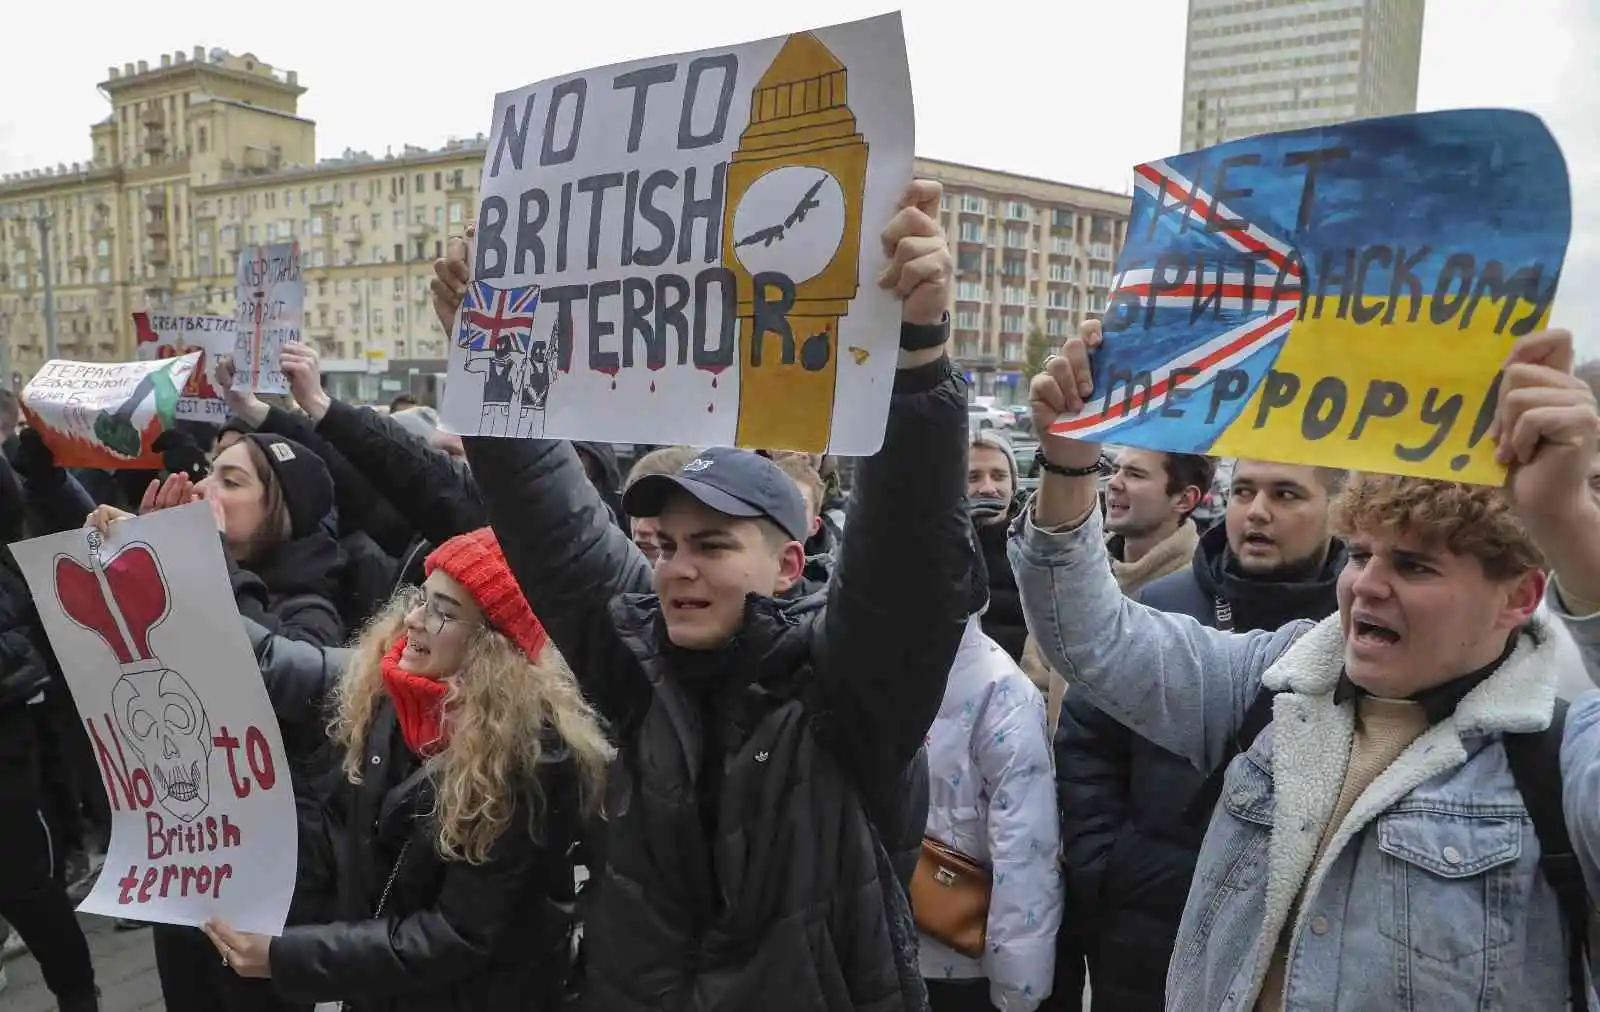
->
[[1010, 506, 1600, 1011]]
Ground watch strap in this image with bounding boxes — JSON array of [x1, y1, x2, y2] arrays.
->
[[899, 314, 949, 352]]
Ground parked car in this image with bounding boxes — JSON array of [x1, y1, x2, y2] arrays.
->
[[968, 403, 1014, 430]]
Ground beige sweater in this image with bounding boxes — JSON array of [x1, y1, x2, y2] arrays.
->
[[1256, 696, 1430, 1011]]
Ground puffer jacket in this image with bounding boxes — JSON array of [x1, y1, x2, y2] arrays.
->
[[227, 533, 347, 648], [463, 348, 973, 1012], [919, 617, 1061, 1012], [240, 620, 581, 1012], [1011, 507, 1600, 1012]]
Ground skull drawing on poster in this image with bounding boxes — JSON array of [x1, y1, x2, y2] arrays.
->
[[53, 531, 213, 823]]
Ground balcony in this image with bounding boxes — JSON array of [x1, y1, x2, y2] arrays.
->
[[70, 254, 88, 271], [143, 129, 166, 156], [145, 217, 167, 239], [91, 216, 113, 239], [141, 105, 165, 129], [144, 189, 166, 211], [406, 220, 436, 239], [146, 240, 169, 267], [1088, 243, 1115, 261]]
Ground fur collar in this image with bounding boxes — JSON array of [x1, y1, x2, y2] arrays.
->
[[1243, 611, 1576, 1003]]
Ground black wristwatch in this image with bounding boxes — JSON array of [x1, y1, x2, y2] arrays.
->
[[1034, 448, 1105, 477], [898, 314, 949, 351]]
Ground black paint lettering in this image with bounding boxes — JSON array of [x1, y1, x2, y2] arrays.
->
[[656, 273, 692, 364], [1351, 246, 1392, 325], [693, 267, 737, 369], [1190, 255, 1224, 324], [678, 55, 738, 150], [1306, 248, 1356, 321], [749, 273, 796, 366], [677, 164, 726, 264], [1395, 388, 1463, 463], [1508, 271, 1559, 337], [632, 170, 678, 268], [1429, 253, 1475, 325], [1206, 368, 1251, 424], [1147, 173, 1204, 240], [1462, 261, 1543, 334], [1146, 253, 1191, 328], [514, 188, 549, 275], [612, 63, 677, 154], [1349, 379, 1407, 439], [474, 197, 509, 280], [1301, 377, 1347, 440], [1283, 146, 1352, 231], [587, 280, 621, 372], [1206, 154, 1260, 232], [1104, 367, 1155, 418], [621, 277, 663, 369], [577, 173, 625, 271], [540, 79, 586, 166], [1253, 370, 1301, 428], [489, 93, 537, 178], [1382, 246, 1431, 325], [1160, 367, 1202, 417], [1267, 250, 1305, 316]]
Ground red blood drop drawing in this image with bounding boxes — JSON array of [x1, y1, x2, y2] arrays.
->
[[610, 378, 617, 390], [711, 376, 718, 388], [707, 402, 714, 413], [649, 381, 656, 393]]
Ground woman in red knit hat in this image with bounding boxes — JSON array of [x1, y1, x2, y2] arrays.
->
[[196, 527, 613, 1012]]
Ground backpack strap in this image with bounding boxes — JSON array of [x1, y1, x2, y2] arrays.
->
[[1184, 685, 1278, 828], [1503, 698, 1591, 1007]]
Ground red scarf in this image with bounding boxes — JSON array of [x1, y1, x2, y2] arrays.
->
[[380, 638, 450, 757]]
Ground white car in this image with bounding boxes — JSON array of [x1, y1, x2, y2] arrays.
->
[[967, 404, 1013, 430]]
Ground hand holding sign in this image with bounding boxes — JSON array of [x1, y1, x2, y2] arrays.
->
[[431, 225, 474, 338], [1495, 329, 1598, 519], [1030, 320, 1107, 471], [877, 180, 952, 327]]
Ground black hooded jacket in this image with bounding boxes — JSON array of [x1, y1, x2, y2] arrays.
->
[[461, 348, 972, 1012], [1054, 523, 1345, 1011]]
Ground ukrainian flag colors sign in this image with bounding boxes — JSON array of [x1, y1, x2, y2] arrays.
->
[[1049, 109, 1571, 485]]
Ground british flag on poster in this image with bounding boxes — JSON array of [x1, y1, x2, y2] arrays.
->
[[457, 281, 541, 353]]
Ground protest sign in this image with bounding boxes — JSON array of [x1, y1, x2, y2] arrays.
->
[[1048, 109, 1571, 484], [22, 355, 199, 469], [233, 242, 302, 396], [439, 13, 914, 454], [11, 504, 298, 934], [134, 311, 238, 422]]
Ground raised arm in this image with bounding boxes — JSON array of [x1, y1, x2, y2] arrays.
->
[[814, 180, 973, 781], [1009, 320, 1297, 771]]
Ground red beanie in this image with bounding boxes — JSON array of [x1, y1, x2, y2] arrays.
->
[[424, 528, 548, 662]]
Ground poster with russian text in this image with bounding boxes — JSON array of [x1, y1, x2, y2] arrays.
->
[[11, 504, 297, 935], [21, 355, 199, 469], [1049, 109, 1571, 484], [134, 312, 239, 422], [233, 242, 301, 397], [440, 13, 914, 454]]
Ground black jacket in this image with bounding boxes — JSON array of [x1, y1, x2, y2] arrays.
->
[[462, 349, 972, 1012], [228, 533, 348, 648], [1055, 524, 1343, 1010], [975, 497, 1026, 661], [240, 621, 580, 1012]]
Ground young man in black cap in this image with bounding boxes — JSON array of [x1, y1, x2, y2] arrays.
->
[[431, 179, 971, 1012]]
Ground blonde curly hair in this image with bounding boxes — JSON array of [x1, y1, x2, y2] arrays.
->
[[329, 596, 613, 864], [1331, 474, 1542, 581]]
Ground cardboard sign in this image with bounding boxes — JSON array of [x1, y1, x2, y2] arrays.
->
[[1049, 109, 1571, 484], [11, 505, 298, 935], [233, 242, 302, 396], [21, 355, 200, 469], [440, 13, 915, 454], [134, 312, 238, 422]]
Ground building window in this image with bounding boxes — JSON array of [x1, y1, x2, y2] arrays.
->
[[393, 243, 403, 262], [284, 190, 293, 208], [372, 246, 382, 262], [433, 171, 442, 190], [415, 173, 426, 192], [97, 238, 110, 257], [374, 309, 385, 330], [248, 225, 257, 242], [196, 128, 207, 153], [311, 217, 323, 236], [448, 204, 463, 224], [392, 210, 404, 228], [393, 276, 404, 293], [371, 214, 380, 230]]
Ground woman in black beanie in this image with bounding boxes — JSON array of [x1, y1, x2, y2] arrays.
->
[[193, 432, 347, 649]]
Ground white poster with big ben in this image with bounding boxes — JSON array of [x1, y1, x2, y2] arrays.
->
[[439, 12, 913, 455]]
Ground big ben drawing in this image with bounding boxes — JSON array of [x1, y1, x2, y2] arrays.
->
[[723, 31, 868, 452]]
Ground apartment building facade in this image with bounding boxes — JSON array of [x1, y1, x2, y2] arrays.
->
[[1181, 0, 1426, 151], [0, 49, 1128, 405]]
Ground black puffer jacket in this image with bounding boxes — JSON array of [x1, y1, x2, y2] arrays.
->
[[241, 622, 580, 1012], [1054, 523, 1344, 1011], [974, 497, 1026, 661], [227, 533, 348, 648], [463, 350, 972, 1012]]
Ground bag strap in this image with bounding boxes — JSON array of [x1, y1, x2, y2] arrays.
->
[[1503, 699, 1591, 1007], [1184, 684, 1277, 827]]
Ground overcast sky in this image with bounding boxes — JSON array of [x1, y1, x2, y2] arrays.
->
[[4, 0, 1595, 351]]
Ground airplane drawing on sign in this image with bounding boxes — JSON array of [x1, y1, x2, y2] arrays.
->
[[734, 176, 829, 250]]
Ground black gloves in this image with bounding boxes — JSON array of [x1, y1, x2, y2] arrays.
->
[[153, 429, 209, 483], [12, 428, 63, 489]]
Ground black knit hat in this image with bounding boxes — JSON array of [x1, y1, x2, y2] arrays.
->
[[243, 433, 334, 540]]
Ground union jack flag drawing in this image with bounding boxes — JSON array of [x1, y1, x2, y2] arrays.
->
[[457, 281, 541, 353]]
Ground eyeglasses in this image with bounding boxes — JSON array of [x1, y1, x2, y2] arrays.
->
[[401, 587, 480, 636]]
